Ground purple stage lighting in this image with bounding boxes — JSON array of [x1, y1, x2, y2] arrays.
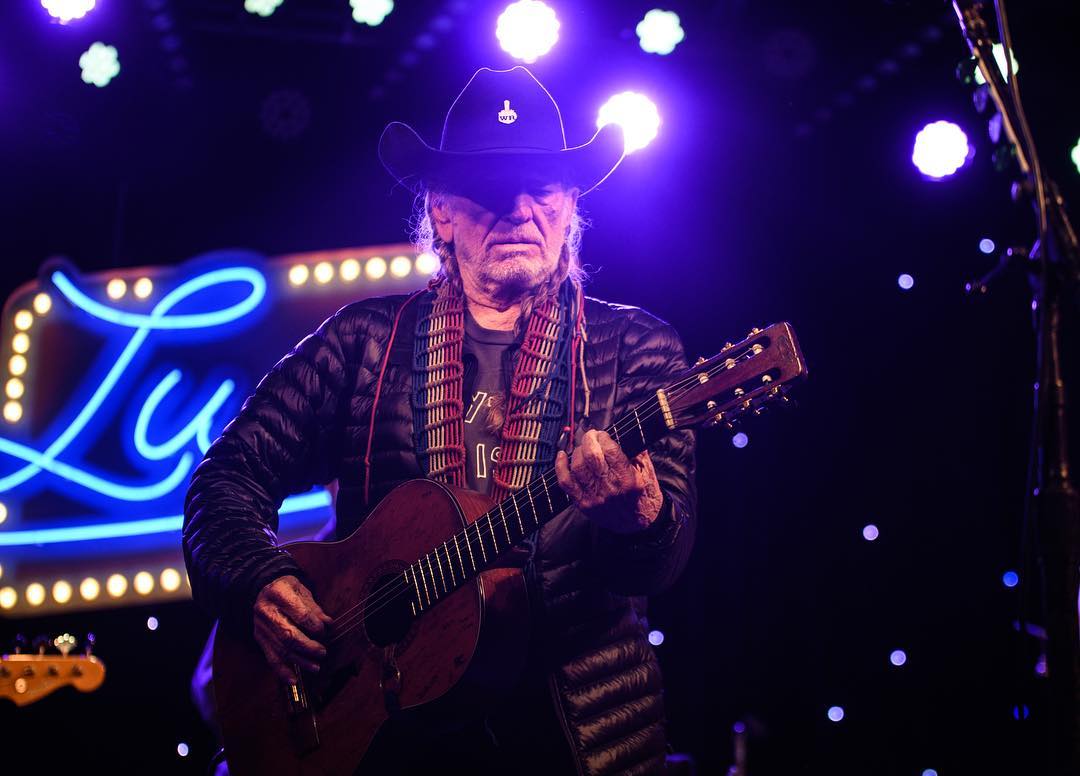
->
[[912, 121, 970, 179], [1002, 570, 1019, 588], [890, 649, 907, 666], [496, 1, 560, 64], [636, 10, 685, 55], [597, 92, 660, 154], [732, 432, 748, 449], [42, 0, 95, 24], [979, 238, 996, 254], [648, 629, 665, 646], [898, 273, 914, 290], [862, 524, 879, 541], [827, 706, 845, 722]]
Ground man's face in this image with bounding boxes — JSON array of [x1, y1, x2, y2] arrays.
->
[[432, 173, 579, 303]]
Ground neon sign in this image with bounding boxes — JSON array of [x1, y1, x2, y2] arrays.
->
[[0, 245, 431, 616]]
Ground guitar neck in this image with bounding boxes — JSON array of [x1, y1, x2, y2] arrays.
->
[[403, 392, 671, 614]]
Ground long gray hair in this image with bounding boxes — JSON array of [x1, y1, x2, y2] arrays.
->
[[411, 187, 587, 325]]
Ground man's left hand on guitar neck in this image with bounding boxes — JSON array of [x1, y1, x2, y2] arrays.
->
[[555, 429, 665, 534]]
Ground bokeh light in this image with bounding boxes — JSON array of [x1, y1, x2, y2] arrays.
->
[[351, 0, 394, 26], [52, 580, 73, 604], [390, 255, 412, 278], [42, 0, 96, 24], [496, 1, 560, 64], [890, 649, 907, 667], [979, 238, 996, 254], [648, 629, 665, 646], [898, 273, 915, 290], [415, 252, 439, 275], [80, 577, 100, 601], [33, 293, 52, 315], [288, 265, 309, 286], [178, 742, 190, 757], [1002, 570, 1019, 588], [597, 92, 660, 154], [1072, 137, 1080, 176], [6, 379, 24, 400], [106, 573, 127, 597], [732, 432, 749, 449], [244, 0, 284, 17], [912, 121, 970, 179], [12, 334, 30, 355], [79, 42, 120, 88], [160, 568, 182, 592], [147, 616, 159, 631], [134, 571, 154, 595], [340, 259, 361, 282], [133, 277, 153, 299], [9, 355, 27, 376], [13, 310, 33, 331], [0, 587, 15, 609], [26, 582, 46, 607], [4, 401, 23, 423], [827, 705, 845, 722], [366, 257, 387, 280], [106, 278, 127, 300], [636, 10, 685, 55], [862, 524, 879, 541], [313, 262, 334, 284]]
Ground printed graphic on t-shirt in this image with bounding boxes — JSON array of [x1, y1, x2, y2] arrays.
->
[[465, 390, 501, 483]]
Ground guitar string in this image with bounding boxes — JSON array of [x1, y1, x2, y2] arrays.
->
[[325, 345, 766, 645], [325, 345, 768, 645], [324, 345, 770, 644]]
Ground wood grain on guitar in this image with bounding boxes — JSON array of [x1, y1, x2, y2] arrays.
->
[[213, 323, 807, 775]]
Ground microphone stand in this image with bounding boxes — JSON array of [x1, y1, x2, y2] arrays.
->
[[951, 4, 1080, 774]]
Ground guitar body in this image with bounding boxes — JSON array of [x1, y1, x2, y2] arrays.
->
[[213, 479, 530, 776]]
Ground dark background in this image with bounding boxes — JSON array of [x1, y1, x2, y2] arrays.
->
[[2, 1, 1080, 773]]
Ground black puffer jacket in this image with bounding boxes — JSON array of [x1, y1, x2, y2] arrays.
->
[[183, 292, 697, 775]]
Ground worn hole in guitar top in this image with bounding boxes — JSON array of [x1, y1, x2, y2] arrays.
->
[[363, 573, 415, 647]]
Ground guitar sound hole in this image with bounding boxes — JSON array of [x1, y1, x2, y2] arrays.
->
[[364, 573, 414, 647]]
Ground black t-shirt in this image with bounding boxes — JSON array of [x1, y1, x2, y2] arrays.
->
[[463, 311, 517, 495]]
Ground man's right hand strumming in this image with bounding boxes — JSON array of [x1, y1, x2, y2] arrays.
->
[[253, 575, 333, 685]]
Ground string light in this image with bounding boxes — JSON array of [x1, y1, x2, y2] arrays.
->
[[366, 257, 387, 280], [134, 571, 154, 595], [4, 402, 23, 423], [26, 582, 46, 607], [0, 587, 15, 609], [160, 568, 182, 592], [52, 580, 73, 604], [106, 573, 128, 597], [496, 1, 560, 64], [106, 278, 127, 300], [340, 259, 361, 282], [6, 379, 24, 400], [80, 577, 100, 600], [288, 265, 309, 286], [13, 311, 33, 331], [9, 355, 27, 376], [313, 262, 334, 284], [12, 333, 30, 354], [33, 293, 52, 315], [133, 278, 153, 299], [389, 256, 412, 278]]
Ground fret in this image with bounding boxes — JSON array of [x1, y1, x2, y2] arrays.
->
[[500, 502, 513, 545], [510, 492, 524, 533], [426, 555, 439, 599], [453, 534, 466, 579], [489, 514, 500, 554], [525, 486, 537, 529], [443, 543, 457, 587], [405, 567, 423, 612], [476, 524, 489, 564], [611, 423, 621, 447], [633, 408, 647, 447], [541, 476, 554, 513], [434, 547, 447, 593], [416, 562, 431, 607], [463, 525, 478, 571]]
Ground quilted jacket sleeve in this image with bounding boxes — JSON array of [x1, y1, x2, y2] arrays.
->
[[182, 307, 360, 634], [593, 309, 697, 596]]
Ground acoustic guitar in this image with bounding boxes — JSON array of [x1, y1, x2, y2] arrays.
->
[[1, 633, 106, 706], [213, 323, 808, 775]]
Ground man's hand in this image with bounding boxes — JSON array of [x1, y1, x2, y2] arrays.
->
[[253, 575, 333, 685], [555, 429, 664, 534]]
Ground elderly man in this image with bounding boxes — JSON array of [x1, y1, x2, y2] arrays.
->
[[183, 66, 696, 775]]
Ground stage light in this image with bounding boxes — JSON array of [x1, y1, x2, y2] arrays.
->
[[313, 262, 334, 284], [0, 587, 15, 609], [827, 706, 845, 722], [13, 311, 33, 331], [974, 43, 1019, 86], [106, 573, 127, 597], [288, 264, 309, 286], [496, 1, 560, 64], [648, 629, 665, 646], [4, 402, 23, 423], [160, 568, 182, 592], [1012, 704, 1030, 720], [415, 252, 439, 275], [597, 92, 661, 154], [42, 0, 96, 24], [351, 0, 394, 26], [147, 616, 159, 631], [1002, 570, 1019, 588], [340, 259, 361, 282], [366, 257, 387, 280], [862, 524, 879, 541], [979, 238, 996, 254], [922, 771, 938, 776], [636, 9, 685, 55], [26, 583, 46, 607], [390, 256, 412, 278], [0, 503, 7, 525], [178, 743, 190, 757], [244, 0, 284, 17], [80, 577, 100, 600], [134, 571, 154, 595], [898, 273, 915, 290], [890, 649, 907, 666], [33, 293, 52, 315], [133, 278, 153, 299], [12, 334, 30, 355], [52, 580, 73, 604], [9, 355, 26, 376], [106, 278, 127, 299], [79, 42, 120, 88], [1072, 138, 1080, 176], [912, 121, 970, 179], [732, 432, 748, 449]]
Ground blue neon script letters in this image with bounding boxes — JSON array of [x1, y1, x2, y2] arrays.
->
[[0, 260, 330, 546]]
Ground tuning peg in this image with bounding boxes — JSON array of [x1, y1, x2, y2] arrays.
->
[[695, 356, 706, 366], [85, 632, 96, 656], [54, 633, 77, 657], [14, 634, 29, 654], [749, 327, 763, 336], [33, 635, 51, 655]]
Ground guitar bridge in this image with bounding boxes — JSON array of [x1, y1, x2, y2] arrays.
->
[[285, 665, 320, 754]]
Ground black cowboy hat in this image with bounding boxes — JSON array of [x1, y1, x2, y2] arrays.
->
[[378, 66, 625, 196]]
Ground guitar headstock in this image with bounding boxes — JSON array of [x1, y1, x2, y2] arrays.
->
[[0, 632, 106, 706], [661, 323, 807, 432]]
